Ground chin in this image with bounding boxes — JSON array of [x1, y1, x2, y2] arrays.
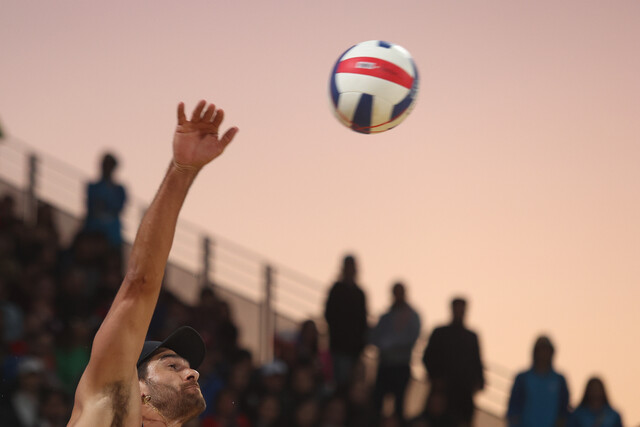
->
[[177, 389, 206, 421], [190, 393, 207, 416]]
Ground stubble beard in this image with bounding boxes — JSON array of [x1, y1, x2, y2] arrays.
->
[[145, 379, 206, 422]]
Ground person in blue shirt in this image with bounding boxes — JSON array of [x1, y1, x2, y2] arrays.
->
[[84, 152, 127, 248], [371, 282, 421, 423], [507, 335, 570, 427], [568, 377, 623, 427]]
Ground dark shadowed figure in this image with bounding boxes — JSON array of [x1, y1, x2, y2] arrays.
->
[[371, 282, 421, 423], [324, 254, 368, 387], [422, 298, 484, 427]]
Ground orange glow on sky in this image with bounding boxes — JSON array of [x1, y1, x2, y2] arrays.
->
[[1, 0, 639, 423]]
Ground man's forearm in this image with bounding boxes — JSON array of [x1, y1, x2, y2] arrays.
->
[[124, 162, 198, 290]]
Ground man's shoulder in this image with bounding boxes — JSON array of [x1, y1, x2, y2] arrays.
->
[[431, 325, 447, 334], [405, 304, 421, 320]]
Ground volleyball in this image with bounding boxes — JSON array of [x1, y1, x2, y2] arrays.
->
[[329, 40, 419, 134]]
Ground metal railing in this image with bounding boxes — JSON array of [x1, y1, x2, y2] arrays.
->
[[0, 134, 512, 419]]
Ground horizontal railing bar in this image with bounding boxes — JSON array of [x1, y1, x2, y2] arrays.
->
[[215, 254, 263, 276], [274, 277, 325, 298]]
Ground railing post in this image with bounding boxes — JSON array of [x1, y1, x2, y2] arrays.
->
[[201, 236, 214, 288], [24, 153, 38, 226], [261, 264, 275, 363]]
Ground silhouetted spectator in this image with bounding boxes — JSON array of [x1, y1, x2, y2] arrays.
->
[[380, 414, 402, 427], [295, 320, 332, 384], [291, 360, 322, 405], [0, 195, 23, 290], [191, 286, 221, 347], [345, 380, 376, 427], [34, 202, 59, 247], [83, 152, 126, 248], [55, 266, 92, 323], [259, 359, 292, 417], [408, 417, 429, 427], [324, 254, 368, 387], [214, 300, 241, 364], [568, 377, 623, 427], [275, 319, 332, 390], [507, 335, 570, 427], [0, 193, 23, 232], [201, 388, 251, 427], [422, 297, 484, 427], [225, 354, 257, 419], [422, 387, 455, 427], [0, 357, 47, 427], [320, 393, 348, 427], [253, 394, 283, 427], [55, 318, 91, 393], [1, 276, 24, 344], [371, 282, 421, 423], [292, 397, 320, 427], [38, 388, 71, 427], [296, 320, 319, 363], [17, 202, 59, 274]]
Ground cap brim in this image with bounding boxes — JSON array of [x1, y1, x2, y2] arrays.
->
[[137, 326, 205, 369]]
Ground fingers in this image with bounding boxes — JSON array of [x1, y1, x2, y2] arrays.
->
[[179, 101, 237, 144], [177, 103, 186, 125], [212, 108, 224, 129], [182, 100, 221, 125], [201, 103, 216, 122], [190, 100, 207, 122], [219, 127, 239, 148]]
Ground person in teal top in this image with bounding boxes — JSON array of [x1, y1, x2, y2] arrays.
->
[[568, 377, 623, 427], [507, 335, 570, 427], [84, 153, 127, 248]]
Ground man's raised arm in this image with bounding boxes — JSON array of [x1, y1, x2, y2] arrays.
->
[[74, 100, 238, 392]]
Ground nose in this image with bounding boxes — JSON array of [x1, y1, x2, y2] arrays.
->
[[186, 368, 200, 382]]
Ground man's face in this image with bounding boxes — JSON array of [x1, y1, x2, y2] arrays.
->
[[139, 349, 205, 422]]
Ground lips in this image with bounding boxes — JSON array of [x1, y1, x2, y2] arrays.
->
[[182, 383, 200, 392]]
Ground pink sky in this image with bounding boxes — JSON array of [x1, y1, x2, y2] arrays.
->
[[2, 0, 639, 423]]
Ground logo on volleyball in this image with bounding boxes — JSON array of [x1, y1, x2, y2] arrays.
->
[[355, 61, 380, 70]]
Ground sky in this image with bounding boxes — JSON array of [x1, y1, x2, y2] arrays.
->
[[1, 0, 639, 423]]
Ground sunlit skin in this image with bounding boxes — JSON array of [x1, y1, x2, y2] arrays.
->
[[66, 101, 238, 427], [140, 349, 205, 426]]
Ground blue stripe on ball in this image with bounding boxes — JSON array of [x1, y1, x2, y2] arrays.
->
[[392, 67, 419, 118], [392, 92, 414, 119], [378, 41, 392, 48], [352, 94, 373, 134], [329, 45, 357, 107]]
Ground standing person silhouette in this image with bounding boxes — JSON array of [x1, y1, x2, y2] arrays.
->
[[507, 335, 570, 427], [568, 377, 622, 427], [324, 254, 368, 387], [422, 297, 485, 427], [84, 152, 127, 248], [371, 282, 421, 423], [67, 100, 239, 427]]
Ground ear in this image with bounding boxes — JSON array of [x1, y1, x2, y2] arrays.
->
[[139, 379, 149, 395]]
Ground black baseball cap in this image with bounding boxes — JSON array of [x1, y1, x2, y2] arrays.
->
[[137, 326, 206, 369]]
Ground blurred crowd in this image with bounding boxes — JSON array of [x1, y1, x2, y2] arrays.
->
[[0, 153, 626, 427]]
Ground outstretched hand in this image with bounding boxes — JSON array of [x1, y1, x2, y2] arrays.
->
[[173, 100, 239, 172]]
